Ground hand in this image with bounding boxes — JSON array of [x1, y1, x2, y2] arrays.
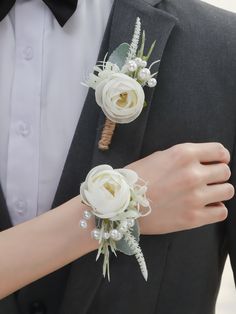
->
[[127, 143, 235, 234]]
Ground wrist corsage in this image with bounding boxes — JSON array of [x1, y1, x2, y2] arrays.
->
[[83, 17, 159, 150], [79, 165, 151, 281]]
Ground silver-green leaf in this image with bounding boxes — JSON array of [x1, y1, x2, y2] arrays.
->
[[108, 43, 130, 69]]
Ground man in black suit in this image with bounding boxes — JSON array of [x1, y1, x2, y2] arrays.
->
[[0, 0, 236, 313]]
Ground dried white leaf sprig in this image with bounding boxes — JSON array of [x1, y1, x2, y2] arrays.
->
[[124, 231, 148, 281], [82, 17, 160, 150], [126, 17, 142, 62], [79, 165, 151, 281]]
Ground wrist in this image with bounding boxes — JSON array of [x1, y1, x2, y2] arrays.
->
[[54, 196, 98, 259], [75, 196, 99, 254]]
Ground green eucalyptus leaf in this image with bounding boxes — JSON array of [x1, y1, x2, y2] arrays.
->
[[116, 221, 140, 256], [108, 43, 130, 69]]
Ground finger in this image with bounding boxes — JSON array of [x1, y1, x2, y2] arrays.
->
[[198, 203, 228, 226], [189, 143, 230, 164], [202, 163, 231, 185], [203, 183, 235, 205]]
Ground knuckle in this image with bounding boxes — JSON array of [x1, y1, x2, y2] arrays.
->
[[191, 168, 203, 185], [184, 190, 203, 208], [171, 143, 194, 163], [183, 168, 202, 187], [215, 142, 225, 153], [222, 164, 231, 181], [216, 143, 230, 162], [225, 149, 231, 162], [225, 184, 235, 199], [171, 144, 184, 158], [218, 206, 228, 221]]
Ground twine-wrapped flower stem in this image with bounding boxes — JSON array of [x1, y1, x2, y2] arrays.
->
[[98, 91, 129, 150], [98, 118, 116, 151]]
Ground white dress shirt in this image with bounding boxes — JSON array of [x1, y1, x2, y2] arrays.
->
[[0, 0, 114, 225]]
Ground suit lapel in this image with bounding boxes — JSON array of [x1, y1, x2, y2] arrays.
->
[[59, 1, 177, 313]]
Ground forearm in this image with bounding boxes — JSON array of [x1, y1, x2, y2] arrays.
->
[[0, 196, 97, 299]]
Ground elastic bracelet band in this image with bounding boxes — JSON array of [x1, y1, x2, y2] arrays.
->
[[79, 165, 151, 281]]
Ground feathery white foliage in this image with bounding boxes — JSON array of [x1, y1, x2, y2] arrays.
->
[[124, 230, 148, 281], [127, 17, 142, 62]]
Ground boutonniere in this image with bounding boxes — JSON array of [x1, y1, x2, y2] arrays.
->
[[83, 17, 160, 150]]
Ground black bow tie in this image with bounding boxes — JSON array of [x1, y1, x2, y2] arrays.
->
[[0, 0, 78, 27]]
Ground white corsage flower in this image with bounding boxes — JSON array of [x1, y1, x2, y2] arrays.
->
[[80, 165, 139, 219], [95, 73, 145, 124]]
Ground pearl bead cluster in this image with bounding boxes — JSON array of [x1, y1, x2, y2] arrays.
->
[[126, 57, 157, 88], [80, 210, 136, 242], [79, 210, 92, 229], [91, 219, 135, 242]]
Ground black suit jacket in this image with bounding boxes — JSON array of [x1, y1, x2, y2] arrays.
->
[[1, 0, 236, 313]]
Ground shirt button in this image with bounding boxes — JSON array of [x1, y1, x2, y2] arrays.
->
[[22, 46, 34, 60], [14, 199, 27, 215], [16, 121, 30, 137]]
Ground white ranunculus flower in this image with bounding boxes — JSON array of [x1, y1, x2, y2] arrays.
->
[[95, 73, 145, 124], [80, 165, 138, 219]]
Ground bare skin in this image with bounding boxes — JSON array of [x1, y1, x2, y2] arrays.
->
[[130, 143, 234, 234], [0, 196, 97, 299], [0, 142, 234, 299]]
